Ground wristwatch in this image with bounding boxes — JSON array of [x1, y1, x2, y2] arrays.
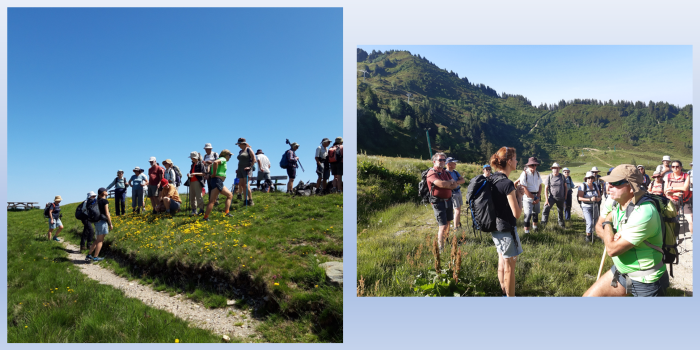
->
[[602, 221, 613, 230]]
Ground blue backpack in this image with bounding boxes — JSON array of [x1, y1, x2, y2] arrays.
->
[[280, 149, 292, 169]]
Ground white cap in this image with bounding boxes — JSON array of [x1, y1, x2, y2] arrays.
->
[[149, 156, 156, 162], [562, 167, 570, 171], [591, 166, 600, 172], [551, 162, 561, 169], [585, 171, 594, 178], [662, 155, 671, 161], [87, 191, 96, 198]]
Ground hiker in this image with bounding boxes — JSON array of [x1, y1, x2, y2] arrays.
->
[[86, 188, 112, 262], [664, 160, 692, 235], [147, 157, 165, 214], [185, 151, 206, 216], [202, 143, 220, 203], [256, 149, 272, 193], [285, 142, 301, 194], [648, 170, 665, 196], [583, 165, 669, 297], [563, 167, 575, 221], [330, 137, 343, 193], [426, 152, 459, 251], [128, 167, 148, 214], [47, 195, 63, 241], [489, 146, 523, 297], [578, 171, 601, 242], [163, 159, 178, 191], [315, 138, 332, 194], [105, 170, 129, 216], [235, 138, 256, 206], [542, 162, 568, 229], [139, 168, 148, 208], [445, 157, 465, 230], [156, 178, 182, 214], [689, 162, 693, 212], [591, 166, 605, 199], [518, 157, 542, 234], [79, 191, 97, 251], [203, 149, 234, 221], [637, 165, 651, 191], [483, 164, 492, 177], [659, 155, 672, 178]]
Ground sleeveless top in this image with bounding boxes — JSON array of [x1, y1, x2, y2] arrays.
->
[[579, 182, 599, 208], [237, 148, 253, 174], [212, 157, 227, 178], [649, 179, 664, 196], [665, 172, 690, 202]]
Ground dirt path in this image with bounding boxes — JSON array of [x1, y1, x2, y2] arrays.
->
[[582, 148, 613, 167], [60, 240, 260, 340]]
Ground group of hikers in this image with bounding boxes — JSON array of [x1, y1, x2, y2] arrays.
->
[[44, 137, 344, 263], [425, 149, 692, 297]]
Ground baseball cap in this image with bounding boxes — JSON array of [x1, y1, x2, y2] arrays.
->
[[600, 164, 646, 203], [446, 157, 458, 164], [483, 164, 491, 169]]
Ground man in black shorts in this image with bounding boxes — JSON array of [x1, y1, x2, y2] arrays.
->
[[426, 152, 459, 251]]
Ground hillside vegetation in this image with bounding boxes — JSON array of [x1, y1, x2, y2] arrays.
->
[[357, 48, 692, 164]]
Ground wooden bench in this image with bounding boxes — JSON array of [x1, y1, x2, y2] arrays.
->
[[7, 202, 39, 210], [245, 175, 287, 191]]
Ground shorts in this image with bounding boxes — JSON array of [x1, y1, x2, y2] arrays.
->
[[237, 168, 253, 180], [95, 220, 109, 236], [49, 218, 63, 229], [257, 171, 271, 182], [316, 162, 331, 180], [451, 191, 463, 209], [432, 199, 454, 226], [610, 265, 669, 297], [147, 185, 159, 197], [287, 167, 297, 179], [169, 200, 181, 213], [330, 162, 343, 176], [208, 177, 225, 192], [491, 228, 523, 258]]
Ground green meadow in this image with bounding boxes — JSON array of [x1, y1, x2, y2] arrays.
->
[[8, 191, 343, 342]]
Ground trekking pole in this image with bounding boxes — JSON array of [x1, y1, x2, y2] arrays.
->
[[596, 247, 607, 280], [285, 138, 304, 172], [186, 182, 189, 212], [245, 173, 248, 207]]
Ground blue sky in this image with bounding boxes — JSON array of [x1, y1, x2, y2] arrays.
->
[[359, 45, 692, 107], [8, 8, 342, 204]]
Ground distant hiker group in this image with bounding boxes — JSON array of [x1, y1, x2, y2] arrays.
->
[[421, 148, 691, 297], [45, 136, 343, 263]]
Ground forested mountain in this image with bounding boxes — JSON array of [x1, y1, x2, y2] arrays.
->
[[357, 48, 693, 164]]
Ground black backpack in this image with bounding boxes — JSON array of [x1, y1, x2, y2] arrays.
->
[[418, 168, 438, 204], [84, 198, 103, 223], [465, 173, 507, 232], [75, 201, 88, 220], [43, 203, 54, 219]]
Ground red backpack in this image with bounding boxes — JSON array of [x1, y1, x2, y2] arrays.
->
[[328, 145, 343, 163]]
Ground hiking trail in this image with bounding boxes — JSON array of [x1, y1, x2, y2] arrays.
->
[[59, 240, 260, 340], [582, 148, 613, 167]]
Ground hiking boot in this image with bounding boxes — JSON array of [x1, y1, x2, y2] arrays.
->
[[203, 217, 210, 222], [247, 200, 254, 206], [585, 235, 592, 242], [53, 237, 61, 242], [85, 254, 93, 261], [236, 194, 242, 200], [190, 210, 197, 216], [92, 257, 104, 262], [532, 224, 538, 231], [523, 229, 530, 234], [225, 212, 234, 217]]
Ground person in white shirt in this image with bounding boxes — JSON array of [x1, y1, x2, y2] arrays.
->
[[315, 138, 332, 194], [255, 149, 272, 192], [517, 157, 543, 234]]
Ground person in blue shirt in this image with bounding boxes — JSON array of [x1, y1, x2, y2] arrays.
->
[[106, 170, 129, 216], [128, 167, 149, 214]]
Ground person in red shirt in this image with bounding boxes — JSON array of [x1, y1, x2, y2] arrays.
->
[[147, 156, 165, 214], [426, 152, 459, 251], [664, 160, 692, 235]]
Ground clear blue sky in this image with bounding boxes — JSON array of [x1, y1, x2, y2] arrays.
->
[[8, 8, 342, 204], [359, 45, 692, 107]]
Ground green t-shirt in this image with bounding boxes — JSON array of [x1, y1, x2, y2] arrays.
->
[[211, 157, 228, 178], [600, 198, 666, 282]]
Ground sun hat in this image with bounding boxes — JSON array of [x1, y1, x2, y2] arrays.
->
[[220, 149, 232, 158], [321, 138, 331, 144], [446, 157, 458, 163], [562, 167, 570, 172], [149, 156, 156, 162], [256, 149, 264, 155], [601, 164, 646, 202], [290, 142, 300, 149], [163, 159, 172, 166], [662, 155, 671, 161], [591, 166, 600, 172], [87, 191, 96, 198], [98, 187, 107, 196], [335, 137, 343, 144], [551, 162, 561, 169], [117, 169, 124, 173], [584, 171, 594, 179], [189, 151, 199, 159], [204, 143, 213, 149], [133, 166, 141, 172], [483, 164, 491, 169], [54, 195, 62, 202], [160, 178, 169, 187], [637, 164, 644, 169], [525, 157, 540, 166], [235, 138, 247, 145]]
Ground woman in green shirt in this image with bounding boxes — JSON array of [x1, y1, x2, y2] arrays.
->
[[203, 149, 234, 221]]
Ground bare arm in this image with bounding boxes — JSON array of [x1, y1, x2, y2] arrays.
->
[[104, 203, 113, 228], [507, 189, 522, 219], [595, 212, 634, 256], [433, 179, 458, 189]]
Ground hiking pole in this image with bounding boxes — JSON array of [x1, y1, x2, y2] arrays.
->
[[245, 173, 248, 207], [285, 138, 304, 172], [597, 247, 607, 281]]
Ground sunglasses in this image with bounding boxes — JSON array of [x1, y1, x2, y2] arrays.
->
[[563, 171, 570, 173], [608, 179, 629, 187], [671, 166, 681, 168], [437, 159, 446, 162]]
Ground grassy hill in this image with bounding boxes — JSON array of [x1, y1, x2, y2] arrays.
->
[[356, 155, 688, 297], [8, 192, 343, 343], [357, 48, 693, 165]]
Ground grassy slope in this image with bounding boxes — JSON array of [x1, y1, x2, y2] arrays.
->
[[356, 156, 688, 297], [8, 191, 343, 343]]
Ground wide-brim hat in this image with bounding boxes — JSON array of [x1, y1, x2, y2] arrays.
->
[[189, 151, 199, 159], [662, 155, 671, 161], [163, 159, 173, 165], [562, 167, 570, 172], [256, 149, 264, 155], [133, 166, 141, 172], [525, 157, 540, 166], [291, 142, 300, 148], [551, 162, 561, 169], [204, 143, 213, 149], [591, 166, 600, 172], [87, 191, 96, 198], [584, 171, 594, 179], [54, 195, 62, 202], [335, 137, 343, 144], [321, 138, 331, 144], [601, 164, 646, 203], [235, 138, 247, 145]]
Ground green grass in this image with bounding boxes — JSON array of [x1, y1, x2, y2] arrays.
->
[[8, 191, 343, 342], [357, 156, 689, 297]]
